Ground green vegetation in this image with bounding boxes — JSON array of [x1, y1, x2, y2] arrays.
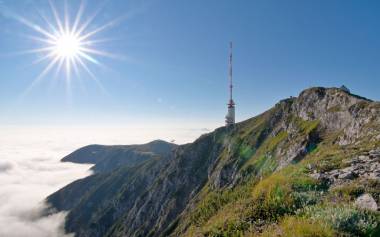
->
[[295, 117, 320, 134], [180, 132, 379, 237], [251, 168, 322, 216], [330, 179, 380, 205], [241, 130, 288, 173], [327, 105, 342, 113], [255, 216, 335, 237], [181, 163, 328, 236], [300, 204, 380, 236], [189, 181, 254, 227], [248, 154, 277, 176]]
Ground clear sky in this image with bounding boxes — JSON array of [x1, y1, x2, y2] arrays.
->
[[0, 0, 379, 129]]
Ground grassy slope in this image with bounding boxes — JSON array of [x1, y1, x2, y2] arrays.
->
[[170, 105, 380, 237]]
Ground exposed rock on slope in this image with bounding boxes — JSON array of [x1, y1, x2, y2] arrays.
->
[[355, 193, 378, 211], [311, 148, 380, 186], [47, 87, 380, 237]]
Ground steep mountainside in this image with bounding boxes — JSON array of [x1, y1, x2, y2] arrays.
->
[[47, 87, 380, 237]]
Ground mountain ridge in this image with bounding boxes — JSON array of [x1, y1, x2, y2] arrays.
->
[[47, 87, 380, 237], [61, 139, 177, 173]]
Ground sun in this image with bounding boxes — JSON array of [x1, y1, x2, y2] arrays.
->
[[53, 33, 81, 59], [12, 0, 125, 94]]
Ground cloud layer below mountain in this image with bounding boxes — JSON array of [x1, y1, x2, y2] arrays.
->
[[0, 125, 207, 236], [0, 128, 93, 237]]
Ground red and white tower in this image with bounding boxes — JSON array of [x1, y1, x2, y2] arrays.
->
[[225, 42, 235, 126]]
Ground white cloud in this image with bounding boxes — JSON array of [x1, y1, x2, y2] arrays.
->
[[0, 128, 92, 237], [0, 125, 212, 236]]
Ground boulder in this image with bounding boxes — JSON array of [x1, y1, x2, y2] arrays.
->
[[354, 193, 378, 211], [338, 167, 357, 180]]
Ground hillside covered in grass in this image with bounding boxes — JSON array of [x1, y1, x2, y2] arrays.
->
[[47, 87, 380, 237]]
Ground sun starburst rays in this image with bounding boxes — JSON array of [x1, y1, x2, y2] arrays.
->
[[14, 0, 122, 96]]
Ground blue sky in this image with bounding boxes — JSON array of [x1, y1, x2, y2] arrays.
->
[[0, 0, 379, 128]]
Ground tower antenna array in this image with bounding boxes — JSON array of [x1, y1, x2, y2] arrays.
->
[[225, 42, 235, 126]]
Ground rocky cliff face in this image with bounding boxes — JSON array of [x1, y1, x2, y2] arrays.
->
[[47, 87, 380, 237]]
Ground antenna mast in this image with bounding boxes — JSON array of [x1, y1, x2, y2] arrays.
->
[[225, 41, 235, 126], [229, 42, 233, 102]]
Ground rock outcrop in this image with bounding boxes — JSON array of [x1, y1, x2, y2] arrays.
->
[[355, 193, 378, 211], [310, 148, 380, 186]]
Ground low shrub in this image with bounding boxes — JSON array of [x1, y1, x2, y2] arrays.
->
[[300, 204, 380, 236], [200, 198, 253, 237], [330, 182, 365, 201], [190, 182, 254, 227], [256, 216, 335, 237], [203, 218, 248, 237], [251, 169, 322, 220]]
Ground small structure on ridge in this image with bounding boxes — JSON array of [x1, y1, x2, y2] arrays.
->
[[225, 42, 235, 127]]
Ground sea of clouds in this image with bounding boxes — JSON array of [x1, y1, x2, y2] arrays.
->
[[0, 127, 93, 237], [0, 125, 208, 237]]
